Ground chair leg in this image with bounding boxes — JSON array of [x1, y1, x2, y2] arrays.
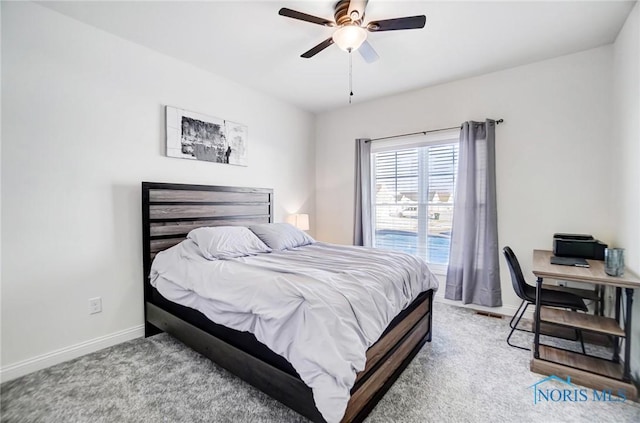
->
[[510, 302, 534, 334], [507, 302, 531, 350], [510, 300, 526, 329]]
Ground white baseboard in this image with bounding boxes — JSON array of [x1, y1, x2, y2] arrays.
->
[[434, 290, 530, 320], [0, 325, 145, 383]]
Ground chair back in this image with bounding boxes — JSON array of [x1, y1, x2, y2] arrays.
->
[[503, 246, 533, 302]]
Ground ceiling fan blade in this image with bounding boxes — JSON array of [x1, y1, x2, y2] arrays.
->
[[301, 37, 335, 58], [347, 0, 369, 22], [367, 15, 426, 32], [359, 40, 379, 64], [279, 8, 335, 27]]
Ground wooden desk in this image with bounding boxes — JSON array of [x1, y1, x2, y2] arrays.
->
[[532, 250, 640, 289], [530, 250, 640, 399]]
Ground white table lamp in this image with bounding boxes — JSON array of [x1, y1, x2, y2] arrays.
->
[[286, 213, 309, 231]]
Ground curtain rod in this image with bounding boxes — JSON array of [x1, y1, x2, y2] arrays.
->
[[366, 119, 504, 143]]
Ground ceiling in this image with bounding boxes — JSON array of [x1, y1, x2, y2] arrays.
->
[[40, 1, 636, 113]]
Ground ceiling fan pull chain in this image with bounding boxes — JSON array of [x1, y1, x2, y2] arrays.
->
[[348, 49, 353, 103]]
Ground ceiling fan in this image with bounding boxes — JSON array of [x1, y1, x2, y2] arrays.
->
[[279, 0, 426, 63]]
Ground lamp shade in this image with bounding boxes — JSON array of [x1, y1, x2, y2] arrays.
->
[[286, 213, 310, 231], [332, 25, 367, 52]]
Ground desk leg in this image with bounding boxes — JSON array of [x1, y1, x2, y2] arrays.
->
[[623, 288, 634, 382], [534, 277, 543, 359], [613, 287, 622, 362], [598, 285, 605, 316], [615, 287, 622, 323]]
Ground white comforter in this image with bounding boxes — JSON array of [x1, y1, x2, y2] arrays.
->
[[149, 241, 439, 422]]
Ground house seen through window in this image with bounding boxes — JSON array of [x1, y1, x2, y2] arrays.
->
[[371, 132, 459, 272]]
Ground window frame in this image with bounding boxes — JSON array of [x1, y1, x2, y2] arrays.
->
[[369, 130, 459, 274]]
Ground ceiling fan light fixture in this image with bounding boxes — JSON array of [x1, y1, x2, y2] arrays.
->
[[332, 25, 367, 52]]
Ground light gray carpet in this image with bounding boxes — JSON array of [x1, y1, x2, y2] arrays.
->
[[2, 302, 639, 422]]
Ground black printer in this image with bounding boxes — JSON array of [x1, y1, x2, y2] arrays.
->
[[553, 233, 607, 261]]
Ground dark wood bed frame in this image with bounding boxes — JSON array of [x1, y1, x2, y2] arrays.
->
[[142, 181, 433, 422]]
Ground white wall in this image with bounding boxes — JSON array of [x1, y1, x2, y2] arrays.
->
[[0, 2, 315, 379], [612, 2, 640, 381], [316, 46, 614, 315]]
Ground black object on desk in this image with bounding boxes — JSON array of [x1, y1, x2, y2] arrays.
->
[[553, 233, 607, 260], [550, 256, 590, 267]]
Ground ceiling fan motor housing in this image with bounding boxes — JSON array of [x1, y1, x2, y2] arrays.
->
[[335, 0, 363, 25]]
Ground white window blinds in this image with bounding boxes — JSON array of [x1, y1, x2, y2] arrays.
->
[[371, 132, 459, 270]]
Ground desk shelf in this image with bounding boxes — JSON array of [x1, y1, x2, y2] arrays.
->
[[539, 307, 624, 337], [536, 345, 623, 380], [531, 345, 638, 401], [530, 345, 638, 401]]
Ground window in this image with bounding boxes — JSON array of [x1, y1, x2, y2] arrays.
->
[[370, 132, 459, 272]]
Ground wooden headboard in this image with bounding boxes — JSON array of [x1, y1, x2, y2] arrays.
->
[[141, 181, 273, 299]]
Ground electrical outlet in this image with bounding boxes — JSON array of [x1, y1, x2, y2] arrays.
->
[[89, 297, 102, 314]]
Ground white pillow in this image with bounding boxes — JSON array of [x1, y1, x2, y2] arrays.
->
[[187, 226, 271, 260], [249, 223, 315, 251]]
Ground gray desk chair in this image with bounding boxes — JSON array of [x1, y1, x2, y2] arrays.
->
[[503, 246, 588, 351]]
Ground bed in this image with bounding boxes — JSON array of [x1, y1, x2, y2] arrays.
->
[[142, 181, 436, 422]]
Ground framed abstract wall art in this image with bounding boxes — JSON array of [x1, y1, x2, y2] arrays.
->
[[166, 106, 248, 166]]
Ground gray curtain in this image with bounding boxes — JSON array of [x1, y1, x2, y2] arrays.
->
[[354, 138, 372, 246], [445, 120, 502, 307]]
